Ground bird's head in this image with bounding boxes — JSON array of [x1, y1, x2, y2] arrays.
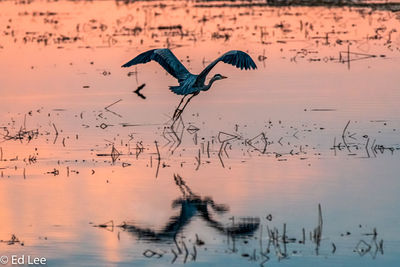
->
[[212, 74, 228, 81]]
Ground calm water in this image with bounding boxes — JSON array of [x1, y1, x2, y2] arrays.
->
[[0, 0, 400, 266]]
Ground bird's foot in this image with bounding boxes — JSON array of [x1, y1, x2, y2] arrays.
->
[[173, 108, 183, 121]]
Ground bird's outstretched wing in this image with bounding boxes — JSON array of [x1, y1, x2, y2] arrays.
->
[[195, 50, 257, 85], [121, 49, 191, 82]]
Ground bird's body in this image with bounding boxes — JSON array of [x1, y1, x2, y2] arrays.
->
[[122, 48, 257, 123]]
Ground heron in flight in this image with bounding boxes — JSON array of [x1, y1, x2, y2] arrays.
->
[[122, 48, 257, 123]]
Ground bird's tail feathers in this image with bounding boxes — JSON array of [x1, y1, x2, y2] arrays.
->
[[169, 86, 185, 95]]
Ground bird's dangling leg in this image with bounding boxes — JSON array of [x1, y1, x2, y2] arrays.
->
[[172, 92, 198, 126], [180, 93, 197, 113], [173, 95, 187, 121]]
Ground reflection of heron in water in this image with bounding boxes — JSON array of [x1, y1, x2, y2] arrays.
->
[[119, 174, 259, 241], [121, 49, 257, 125]]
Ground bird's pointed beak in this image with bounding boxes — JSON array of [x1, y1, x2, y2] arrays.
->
[[221, 75, 228, 79]]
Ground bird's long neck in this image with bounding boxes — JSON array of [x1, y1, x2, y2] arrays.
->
[[202, 77, 217, 91]]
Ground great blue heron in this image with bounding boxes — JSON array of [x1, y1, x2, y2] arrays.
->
[[121, 49, 257, 123]]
